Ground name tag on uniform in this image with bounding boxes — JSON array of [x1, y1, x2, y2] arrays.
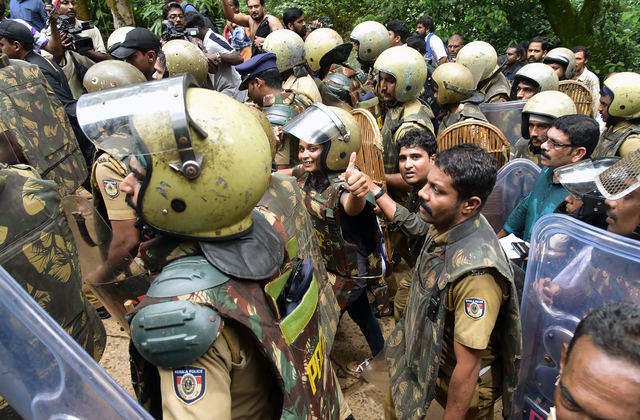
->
[[464, 298, 485, 320]]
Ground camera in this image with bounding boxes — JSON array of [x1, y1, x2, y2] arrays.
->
[[161, 20, 199, 43], [57, 15, 94, 54], [309, 16, 333, 31]]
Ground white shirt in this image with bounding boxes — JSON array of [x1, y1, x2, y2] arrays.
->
[[425, 32, 447, 62], [202, 28, 246, 102], [574, 66, 600, 118]]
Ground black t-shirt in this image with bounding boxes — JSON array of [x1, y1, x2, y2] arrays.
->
[[24, 50, 77, 117]]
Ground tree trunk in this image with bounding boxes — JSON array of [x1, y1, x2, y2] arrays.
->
[[106, 0, 135, 28]]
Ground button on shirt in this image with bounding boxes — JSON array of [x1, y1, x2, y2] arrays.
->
[[503, 166, 568, 242]]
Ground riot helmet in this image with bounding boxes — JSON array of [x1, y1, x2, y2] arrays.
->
[[601, 72, 640, 120], [304, 28, 352, 74], [246, 106, 277, 159], [76, 75, 272, 241], [83, 60, 147, 93], [543, 47, 576, 80], [521, 91, 576, 139], [373, 46, 427, 103], [162, 40, 208, 86], [510, 63, 559, 100], [281, 103, 361, 172], [431, 62, 475, 105], [262, 29, 306, 73], [349, 21, 390, 66], [455, 41, 498, 88]]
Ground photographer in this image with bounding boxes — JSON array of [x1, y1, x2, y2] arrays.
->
[[43, 0, 108, 98], [161, 2, 207, 53]]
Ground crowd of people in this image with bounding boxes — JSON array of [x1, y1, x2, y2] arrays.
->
[[1, 0, 640, 419]]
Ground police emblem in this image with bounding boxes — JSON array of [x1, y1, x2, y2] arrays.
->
[[103, 179, 119, 198], [464, 298, 485, 319], [173, 367, 206, 404]]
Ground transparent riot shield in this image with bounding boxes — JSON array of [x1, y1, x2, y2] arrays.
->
[[0, 264, 154, 420], [482, 158, 541, 233], [479, 99, 526, 154], [512, 214, 640, 420], [62, 195, 150, 331]]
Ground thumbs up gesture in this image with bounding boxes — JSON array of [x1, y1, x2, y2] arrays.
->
[[344, 152, 368, 198]]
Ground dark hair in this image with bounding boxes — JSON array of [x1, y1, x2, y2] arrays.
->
[[406, 35, 426, 55], [434, 143, 497, 208], [156, 49, 166, 67], [551, 114, 600, 158], [387, 20, 410, 44], [572, 45, 591, 60], [247, 0, 265, 6], [509, 43, 525, 59], [184, 11, 205, 28], [417, 16, 435, 33], [162, 2, 183, 19], [529, 36, 548, 51], [4, 37, 33, 51], [253, 67, 282, 89], [567, 301, 640, 367], [233, 0, 239, 7], [396, 128, 437, 156], [283, 7, 303, 28]]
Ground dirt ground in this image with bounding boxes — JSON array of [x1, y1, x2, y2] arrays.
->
[[99, 262, 502, 419]]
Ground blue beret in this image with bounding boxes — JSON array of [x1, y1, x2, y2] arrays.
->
[[236, 53, 278, 90]]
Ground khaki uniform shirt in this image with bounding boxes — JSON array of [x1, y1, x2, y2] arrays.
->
[[282, 73, 322, 103], [94, 156, 135, 221], [610, 122, 640, 157]]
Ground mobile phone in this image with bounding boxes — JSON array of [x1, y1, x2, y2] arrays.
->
[[512, 242, 530, 258]]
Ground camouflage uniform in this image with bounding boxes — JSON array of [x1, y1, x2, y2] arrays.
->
[[128, 208, 341, 420], [479, 71, 511, 104], [323, 63, 383, 129], [0, 165, 106, 418], [438, 103, 488, 137], [264, 90, 313, 167], [385, 213, 522, 420], [292, 166, 389, 315], [592, 120, 640, 158], [513, 137, 543, 167], [0, 58, 87, 197]]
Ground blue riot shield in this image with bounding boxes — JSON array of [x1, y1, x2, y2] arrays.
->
[[482, 158, 541, 233], [479, 99, 526, 154], [0, 264, 153, 420], [512, 214, 640, 420]]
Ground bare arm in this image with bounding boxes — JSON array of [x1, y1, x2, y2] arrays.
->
[[365, 174, 397, 220], [497, 229, 508, 239], [267, 14, 284, 31], [221, 0, 250, 27], [385, 172, 412, 194], [43, 7, 64, 63], [442, 341, 484, 420], [439, 56, 447, 65], [81, 49, 109, 63], [220, 50, 244, 65]]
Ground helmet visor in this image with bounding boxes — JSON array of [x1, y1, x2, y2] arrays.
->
[[555, 158, 619, 198], [595, 151, 640, 200], [282, 102, 350, 145]]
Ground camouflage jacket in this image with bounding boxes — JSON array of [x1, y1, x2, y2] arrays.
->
[[513, 137, 543, 167], [438, 102, 488, 136], [263, 89, 312, 116], [0, 165, 106, 418], [385, 213, 521, 419], [129, 210, 340, 420], [479, 71, 511, 103], [592, 120, 640, 158], [292, 168, 388, 313], [382, 99, 435, 176], [0, 58, 87, 197]]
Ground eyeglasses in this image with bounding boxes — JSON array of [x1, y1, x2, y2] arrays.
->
[[543, 137, 573, 149]]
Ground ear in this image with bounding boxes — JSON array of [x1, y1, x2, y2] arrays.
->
[[429, 154, 436, 164], [287, 23, 294, 31], [146, 50, 157, 63], [559, 342, 569, 374], [570, 147, 587, 162], [461, 196, 482, 215]]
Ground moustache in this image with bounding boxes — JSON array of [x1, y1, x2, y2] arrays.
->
[[125, 194, 137, 211], [540, 151, 551, 160], [419, 198, 432, 215], [607, 210, 617, 222]]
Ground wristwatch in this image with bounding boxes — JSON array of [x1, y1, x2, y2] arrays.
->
[[214, 52, 221, 65], [374, 188, 386, 200]]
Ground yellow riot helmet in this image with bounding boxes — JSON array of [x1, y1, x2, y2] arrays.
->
[[455, 40, 498, 87], [162, 40, 208, 86], [602, 72, 640, 119], [281, 103, 362, 172], [521, 91, 577, 139], [373, 46, 427, 103], [246, 105, 277, 159], [431, 62, 476, 105], [304, 28, 352, 73], [263, 29, 306, 72], [543, 47, 577, 80], [83, 60, 147, 93], [349, 21, 390, 66], [510, 63, 559, 99], [107, 26, 135, 55], [76, 75, 272, 241]]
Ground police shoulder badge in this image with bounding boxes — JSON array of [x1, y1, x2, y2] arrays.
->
[[173, 367, 206, 404], [464, 298, 485, 320], [103, 179, 119, 198]]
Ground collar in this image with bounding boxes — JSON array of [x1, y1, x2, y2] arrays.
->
[[433, 212, 482, 247]]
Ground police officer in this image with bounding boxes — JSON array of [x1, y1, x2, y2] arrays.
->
[[78, 76, 343, 419], [592, 72, 640, 158], [456, 41, 511, 103], [543, 47, 577, 81], [514, 90, 577, 166], [262, 29, 322, 103], [384, 144, 521, 420], [349, 20, 390, 81], [510, 62, 559, 100], [432, 62, 487, 134]]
